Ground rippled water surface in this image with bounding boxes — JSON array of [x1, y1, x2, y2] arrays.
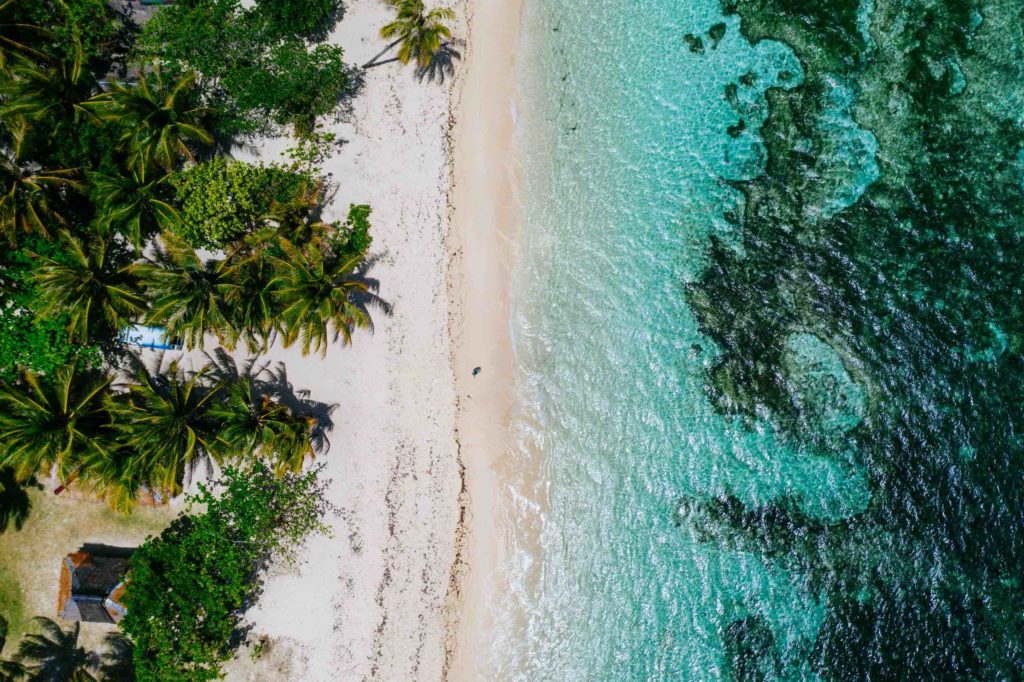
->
[[497, 0, 1024, 679]]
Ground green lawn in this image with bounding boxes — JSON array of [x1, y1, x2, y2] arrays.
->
[[0, 485, 174, 652]]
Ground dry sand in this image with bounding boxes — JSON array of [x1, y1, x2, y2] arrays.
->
[[223, 0, 525, 677], [217, 0, 518, 678], [223, 0, 462, 678]]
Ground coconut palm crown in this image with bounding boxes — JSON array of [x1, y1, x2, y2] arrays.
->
[[0, 366, 112, 484], [270, 240, 373, 356], [87, 70, 212, 171], [32, 230, 147, 343], [365, 0, 455, 70]]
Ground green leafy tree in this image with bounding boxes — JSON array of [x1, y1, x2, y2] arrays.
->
[[135, 0, 348, 136], [5, 0, 120, 66], [32, 230, 146, 343], [121, 464, 330, 681], [169, 158, 308, 248], [364, 0, 455, 70], [106, 366, 226, 496], [252, 0, 338, 39], [270, 240, 373, 355], [88, 70, 212, 171], [209, 378, 314, 475], [227, 40, 347, 134], [0, 366, 112, 484]]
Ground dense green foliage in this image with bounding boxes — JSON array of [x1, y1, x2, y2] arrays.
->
[[253, 0, 340, 39], [121, 465, 330, 681], [135, 0, 348, 135], [678, 0, 1024, 677], [0, 239, 102, 381], [0, 360, 328, 505], [5, 0, 120, 65], [170, 158, 310, 247]]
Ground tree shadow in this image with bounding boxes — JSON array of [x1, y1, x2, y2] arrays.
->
[[417, 40, 464, 85], [257, 363, 337, 455], [14, 618, 96, 681], [98, 632, 135, 682], [349, 252, 395, 335], [0, 469, 32, 533], [78, 543, 136, 559], [327, 64, 366, 124], [197, 351, 337, 455]]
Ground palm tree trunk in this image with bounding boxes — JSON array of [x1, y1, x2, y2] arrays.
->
[[362, 38, 405, 69], [53, 470, 80, 495]]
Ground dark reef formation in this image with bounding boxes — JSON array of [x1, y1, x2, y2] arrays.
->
[[681, 0, 1024, 678]]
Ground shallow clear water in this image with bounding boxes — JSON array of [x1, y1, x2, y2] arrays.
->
[[497, 0, 1024, 679]]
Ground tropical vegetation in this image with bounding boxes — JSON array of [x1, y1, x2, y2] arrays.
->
[[364, 0, 456, 75], [121, 465, 330, 681], [0, 0, 459, 675], [0, 0, 376, 502]]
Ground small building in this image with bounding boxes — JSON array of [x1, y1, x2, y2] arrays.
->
[[57, 551, 129, 624]]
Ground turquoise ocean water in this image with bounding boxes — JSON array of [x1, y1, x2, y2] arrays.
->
[[498, 0, 1024, 679]]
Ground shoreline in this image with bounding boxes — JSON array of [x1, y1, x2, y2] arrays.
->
[[444, 0, 526, 677]]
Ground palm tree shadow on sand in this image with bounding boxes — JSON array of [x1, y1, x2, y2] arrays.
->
[[201, 349, 337, 455], [347, 251, 394, 336], [0, 468, 32, 533], [416, 40, 464, 84]]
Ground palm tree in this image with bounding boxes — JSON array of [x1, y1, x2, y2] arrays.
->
[[270, 240, 373, 356], [0, 150, 79, 243], [363, 0, 456, 70], [219, 251, 279, 353], [260, 181, 332, 247], [13, 618, 96, 681], [210, 378, 314, 475], [0, 366, 112, 485], [135, 233, 234, 349], [78, 444, 149, 513], [87, 70, 212, 171], [32, 230, 147, 343], [0, 42, 97, 126], [0, 0, 53, 71], [106, 366, 226, 496], [90, 164, 179, 248]]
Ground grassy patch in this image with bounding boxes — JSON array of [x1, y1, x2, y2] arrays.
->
[[0, 487, 174, 650]]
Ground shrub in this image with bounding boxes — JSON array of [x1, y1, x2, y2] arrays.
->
[[170, 159, 310, 247], [333, 203, 373, 257], [121, 465, 330, 682]]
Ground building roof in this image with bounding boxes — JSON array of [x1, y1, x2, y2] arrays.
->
[[57, 552, 130, 624]]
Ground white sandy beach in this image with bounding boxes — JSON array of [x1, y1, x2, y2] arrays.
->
[[211, 0, 521, 677], [220, 0, 465, 678]]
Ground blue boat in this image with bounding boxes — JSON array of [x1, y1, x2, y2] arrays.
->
[[120, 325, 183, 351]]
